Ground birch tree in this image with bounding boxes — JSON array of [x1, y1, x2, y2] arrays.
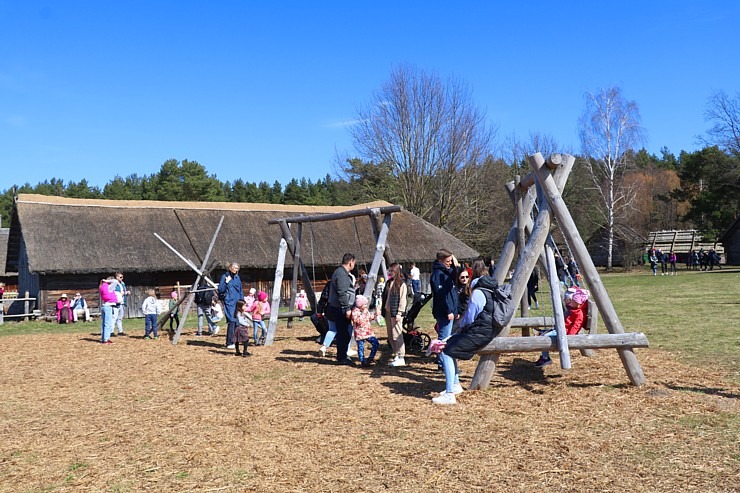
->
[[349, 65, 494, 230], [578, 85, 646, 270], [701, 90, 740, 155]]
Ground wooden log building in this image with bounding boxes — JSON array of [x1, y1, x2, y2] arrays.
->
[[4, 194, 478, 319]]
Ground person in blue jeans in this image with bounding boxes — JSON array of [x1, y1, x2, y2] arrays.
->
[[326, 253, 356, 364], [218, 262, 243, 350], [429, 249, 462, 403]]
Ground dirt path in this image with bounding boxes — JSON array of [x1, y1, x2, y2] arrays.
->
[[1, 323, 737, 492]]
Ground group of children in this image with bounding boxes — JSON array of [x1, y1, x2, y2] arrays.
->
[[140, 286, 271, 354], [232, 288, 271, 357]]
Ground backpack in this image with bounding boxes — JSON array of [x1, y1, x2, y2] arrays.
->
[[194, 285, 208, 305], [477, 280, 515, 329]]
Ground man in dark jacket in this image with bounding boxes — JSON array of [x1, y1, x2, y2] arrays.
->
[[430, 249, 461, 403], [326, 253, 356, 364]]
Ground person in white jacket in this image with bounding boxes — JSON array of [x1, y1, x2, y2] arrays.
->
[[141, 289, 160, 339]]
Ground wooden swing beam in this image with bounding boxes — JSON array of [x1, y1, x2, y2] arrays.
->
[[264, 205, 400, 346]]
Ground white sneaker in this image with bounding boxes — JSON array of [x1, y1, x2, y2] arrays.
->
[[226, 344, 235, 349], [346, 349, 358, 357], [452, 383, 464, 395], [390, 357, 406, 367], [432, 392, 456, 405], [212, 327, 220, 335], [319, 345, 327, 357]]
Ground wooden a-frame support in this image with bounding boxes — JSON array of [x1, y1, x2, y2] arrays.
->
[[469, 153, 648, 389], [264, 205, 401, 346], [154, 216, 224, 345]]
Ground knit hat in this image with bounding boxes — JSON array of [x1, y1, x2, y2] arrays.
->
[[355, 295, 369, 308], [171, 291, 178, 299], [249, 287, 256, 295], [257, 291, 268, 302]]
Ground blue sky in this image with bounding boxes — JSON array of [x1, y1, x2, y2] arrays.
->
[[1, 1, 738, 191]]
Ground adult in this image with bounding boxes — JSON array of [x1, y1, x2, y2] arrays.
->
[[660, 250, 669, 275], [566, 257, 580, 287], [432, 259, 491, 404], [194, 281, 217, 336], [554, 253, 567, 285], [55, 294, 73, 324], [383, 262, 408, 366], [408, 262, 421, 296], [649, 250, 659, 276], [71, 292, 91, 322], [430, 249, 461, 396], [326, 253, 356, 364], [113, 272, 130, 336], [452, 268, 471, 332], [0, 282, 5, 315], [218, 262, 243, 350], [669, 251, 678, 275], [527, 266, 540, 309], [99, 277, 118, 344]]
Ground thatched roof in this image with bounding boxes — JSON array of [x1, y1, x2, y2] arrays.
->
[[0, 228, 16, 276], [7, 194, 479, 275]]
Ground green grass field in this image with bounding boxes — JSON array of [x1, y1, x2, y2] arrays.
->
[[412, 267, 740, 381], [3, 268, 739, 380]]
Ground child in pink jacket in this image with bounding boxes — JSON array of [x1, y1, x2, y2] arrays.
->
[[250, 291, 271, 345]]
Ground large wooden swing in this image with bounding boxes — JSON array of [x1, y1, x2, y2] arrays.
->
[[469, 153, 649, 389], [264, 205, 401, 345]]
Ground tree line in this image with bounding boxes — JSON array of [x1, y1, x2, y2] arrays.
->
[[1, 66, 737, 268]]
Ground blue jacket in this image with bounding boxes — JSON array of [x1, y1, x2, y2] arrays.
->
[[218, 272, 243, 322], [430, 259, 460, 321]]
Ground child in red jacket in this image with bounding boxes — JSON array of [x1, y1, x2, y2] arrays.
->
[[534, 288, 589, 367]]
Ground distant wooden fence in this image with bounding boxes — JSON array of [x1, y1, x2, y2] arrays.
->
[[0, 292, 39, 324]]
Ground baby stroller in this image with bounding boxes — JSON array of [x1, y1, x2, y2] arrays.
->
[[402, 293, 432, 353]]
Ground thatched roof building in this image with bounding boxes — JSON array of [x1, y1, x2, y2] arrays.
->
[[6, 194, 478, 317], [718, 216, 740, 265], [0, 227, 18, 289], [585, 225, 647, 268]]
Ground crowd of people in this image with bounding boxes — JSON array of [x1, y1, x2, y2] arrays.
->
[[646, 247, 722, 275]]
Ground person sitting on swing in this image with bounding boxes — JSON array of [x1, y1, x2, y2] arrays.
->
[[534, 287, 589, 367]]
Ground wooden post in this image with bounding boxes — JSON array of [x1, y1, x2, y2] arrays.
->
[[277, 220, 317, 318], [369, 208, 393, 272], [168, 216, 224, 344], [24, 291, 29, 322], [477, 332, 649, 353], [545, 245, 570, 369], [515, 176, 531, 336], [580, 302, 598, 357], [287, 222, 302, 328], [363, 212, 392, 299], [265, 238, 288, 345], [532, 154, 647, 386]]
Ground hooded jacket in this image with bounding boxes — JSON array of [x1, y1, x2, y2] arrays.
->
[[443, 275, 502, 360], [430, 259, 460, 320]]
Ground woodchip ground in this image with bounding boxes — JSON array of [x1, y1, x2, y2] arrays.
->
[[1, 322, 737, 492]]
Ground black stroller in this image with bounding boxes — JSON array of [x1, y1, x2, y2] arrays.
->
[[402, 293, 432, 353]]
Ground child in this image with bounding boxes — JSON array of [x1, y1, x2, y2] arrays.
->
[[210, 297, 223, 335], [243, 287, 256, 329], [534, 287, 589, 367], [142, 289, 160, 340], [250, 291, 270, 345], [295, 289, 309, 320], [351, 295, 379, 366], [234, 300, 251, 357], [168, 290, 180, 332]]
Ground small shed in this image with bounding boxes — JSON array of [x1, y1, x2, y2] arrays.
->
[[585, 225, 647, 267], [5, 194, 479, 318], [718, 216, 740, 265]]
